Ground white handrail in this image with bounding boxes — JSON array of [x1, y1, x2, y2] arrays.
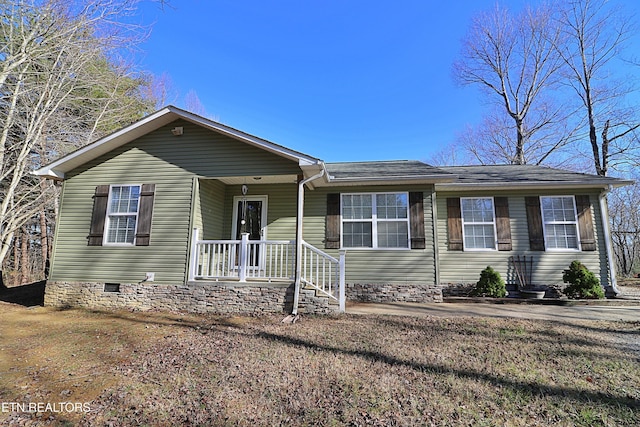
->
[[189, 231, 345, 312], [300, 241, 346, 311], [192, 237, 295, 281]]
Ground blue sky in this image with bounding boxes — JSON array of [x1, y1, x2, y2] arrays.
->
[[136, 0, 638, 164]]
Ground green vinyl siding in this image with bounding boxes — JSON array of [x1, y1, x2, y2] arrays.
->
[[436, 190, 609, 287], [196, 179, 226, 240], [303, 185, 437, 285], [51, 170, 193, 285], [50, 120, 302, 285]]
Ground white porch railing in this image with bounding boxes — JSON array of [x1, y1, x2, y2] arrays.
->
[[189, 229, 346, 312], [189, 229, 294, 281], [300, 241, 346, 311]]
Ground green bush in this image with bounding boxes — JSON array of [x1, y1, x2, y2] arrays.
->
[[471, 266, 506, 298], [562, 260, 604, 299]]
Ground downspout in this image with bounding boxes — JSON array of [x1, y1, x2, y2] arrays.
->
[[291, 168, 326, 315], [599, 185, 619, 296]]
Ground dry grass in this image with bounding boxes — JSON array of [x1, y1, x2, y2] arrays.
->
[[1, 302, 639, 426]]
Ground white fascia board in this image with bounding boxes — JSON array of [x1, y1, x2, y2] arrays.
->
[[299, 162, 329, 190], [435, 180, 633, 192], [315, 175, 458, 187]]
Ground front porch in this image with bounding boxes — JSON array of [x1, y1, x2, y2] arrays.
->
[[188, 229, 346, 311]]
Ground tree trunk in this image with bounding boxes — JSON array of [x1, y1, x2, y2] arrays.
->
[[40, 209, 49, 278], [39, 178, 50, 278], [600, 120, 610, 177], [20, 228, 29, 285], [514, 117, 526, 165]]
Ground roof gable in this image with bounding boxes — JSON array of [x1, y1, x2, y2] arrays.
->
[[34, 105, 322, 180]]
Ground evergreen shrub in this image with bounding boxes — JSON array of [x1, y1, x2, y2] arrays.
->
[[562, 260, 604, 299], [471, 266, 506, 298]]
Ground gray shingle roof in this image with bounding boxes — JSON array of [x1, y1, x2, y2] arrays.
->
[[321, 162, 632, 188], [437, 164, 631, 188], [324, 160, 456, 181]]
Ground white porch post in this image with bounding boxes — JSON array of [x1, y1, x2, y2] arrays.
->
[[339, 250, 346, 312], [291, 168, 326, 315], [238, 232, 250, 282], [188, 228, 199, 282]]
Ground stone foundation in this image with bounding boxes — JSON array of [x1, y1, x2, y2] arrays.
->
[[441, 282, 571, 299], [346, 283, 443, 303], [441, 283, 476, 297], [44, 281, 339, 315]]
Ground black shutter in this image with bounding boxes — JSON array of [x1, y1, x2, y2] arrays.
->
[[494, 197, 512, 251], [325, 193, 340, 249], [575, 195, 596, 251], [135, 184, 155, 246], [447, 198, 463, 251], [88, 185, 110, 246], [409, 192, 426, 249], [525, 196, 545, 251]]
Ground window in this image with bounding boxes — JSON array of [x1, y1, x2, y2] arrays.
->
[[341, 192, 409, 248], [461, 197, 496, 250], [540, 196, 579, 250], [105, 185, 141, 244], [88, 184, 155, 247]]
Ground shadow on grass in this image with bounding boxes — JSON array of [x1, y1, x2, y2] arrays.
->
[[374, 314, 638, 358], [0, 280, 45, 306], [256, 329, 640, 413], [67, 307, 251, 332]]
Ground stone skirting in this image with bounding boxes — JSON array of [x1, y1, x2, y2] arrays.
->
[[346, 283, 443, 303], [441, 283, 476, 297], [44, 281, 340, 315], [441, 282, 572, 299]]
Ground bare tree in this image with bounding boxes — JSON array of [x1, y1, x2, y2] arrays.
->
[[553, 0, 639, 176], [146, 71, 179, 110], [0, 0, 157, 285], [184, 89, 207, 117], [609, 181, 640, 276], [453, 3, 569, 165], [426, 139, 472, 166]]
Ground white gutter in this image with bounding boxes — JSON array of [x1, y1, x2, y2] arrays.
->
[[291, 168, 326, 315], [599, 186, 619, 296]]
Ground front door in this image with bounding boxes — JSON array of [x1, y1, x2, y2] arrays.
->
[[232, 196, 267, 269]]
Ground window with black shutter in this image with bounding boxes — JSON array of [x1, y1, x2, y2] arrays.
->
[[88, 184, 155, 246]]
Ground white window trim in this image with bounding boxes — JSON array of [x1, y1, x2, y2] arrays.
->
[[340, 192, 411, 250], [540, 195, 581, 252], [460, 197, 497, 251], [103, 184, 142, 246]]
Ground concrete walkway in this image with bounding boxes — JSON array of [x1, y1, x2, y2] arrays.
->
[[347, 301, 640, 322]]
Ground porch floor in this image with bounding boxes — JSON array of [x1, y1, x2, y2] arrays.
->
[[186, 280, 293, 287]]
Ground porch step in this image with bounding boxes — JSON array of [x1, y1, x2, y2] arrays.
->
[[302, 283, 339, 304]]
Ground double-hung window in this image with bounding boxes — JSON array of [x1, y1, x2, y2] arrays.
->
[[341, 192, 409, 249], [105, 185, 141, 245], [461, 197, 496, 250], [540, 196, 579, 250]]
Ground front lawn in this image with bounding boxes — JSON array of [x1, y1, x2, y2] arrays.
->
[[1, 303, 638, 426]]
